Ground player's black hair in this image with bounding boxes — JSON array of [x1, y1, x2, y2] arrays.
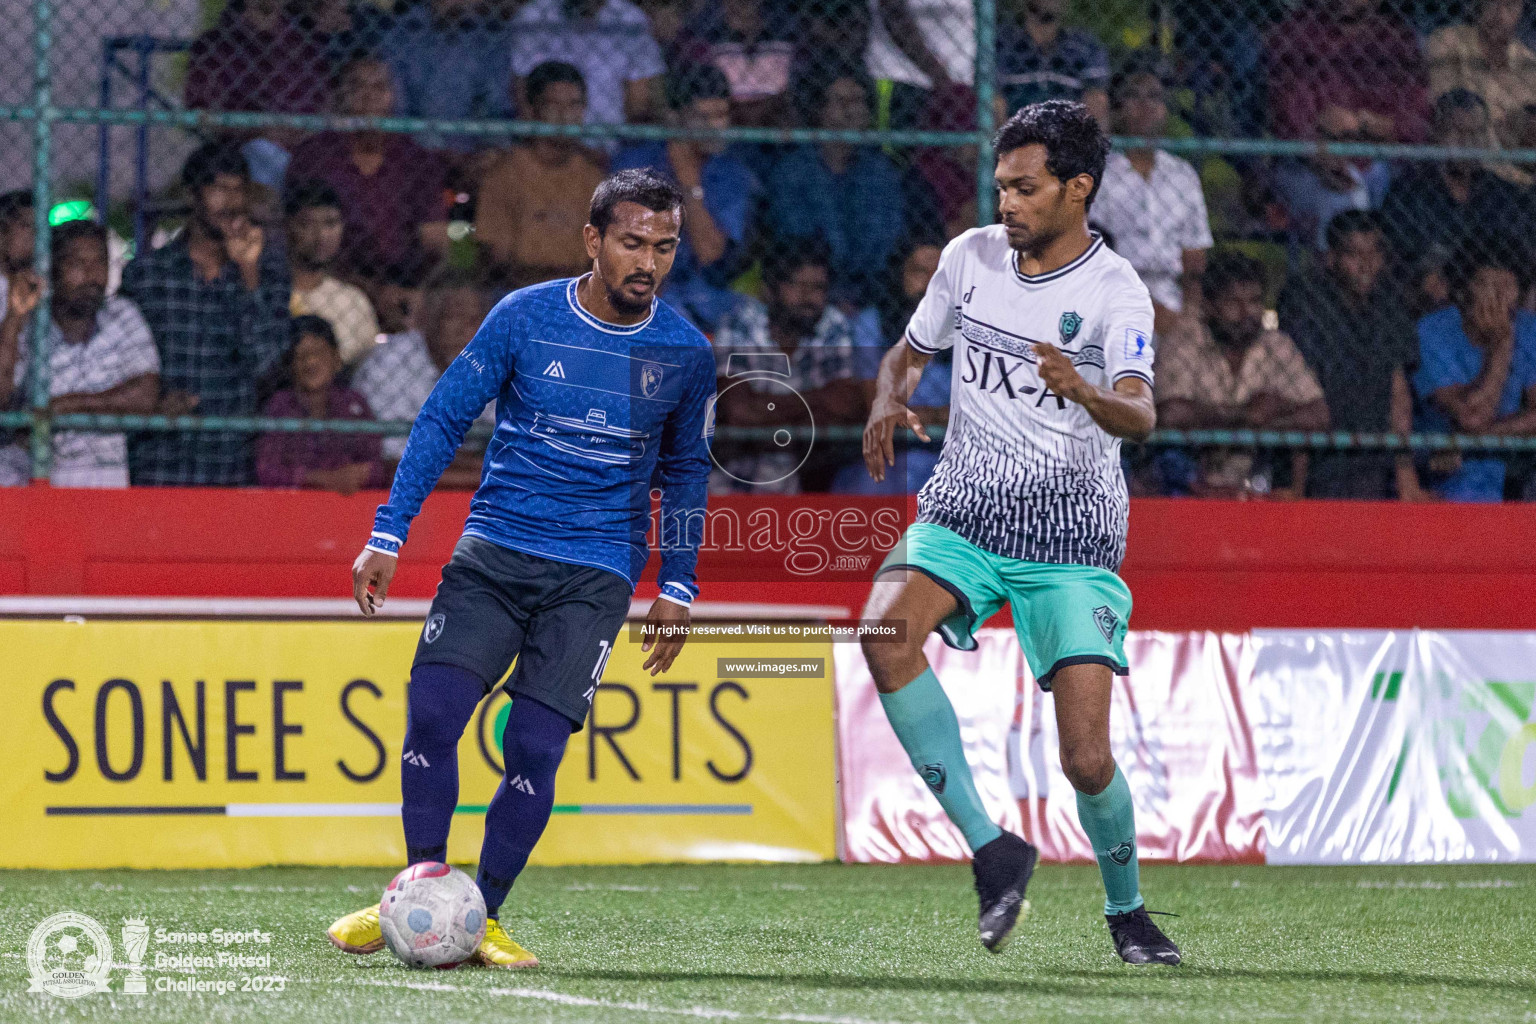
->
[[0, 189, 33, 225], [1324, 209, 1382, 252], [289, 314, 339, 353], [993, 99, 1111, 207], [1446, 236, 1532, 303], [1110, 49, 1169, 104], [526, 60, 587, 108], [181, 142, 249, 194], [1202, 248, 1267, 301], [666, 63, 732, 111], [762, 237, 833, 289], [588, 169, 684, 235], [284, 179, 343, 219], [50, 220, 107, 271]]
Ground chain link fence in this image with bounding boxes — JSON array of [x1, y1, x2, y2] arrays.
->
[[2, 0, 1536, 499]]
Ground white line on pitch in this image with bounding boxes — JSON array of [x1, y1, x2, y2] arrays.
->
[[349, 977, 918, 1024], [227, 803, 401, 817]]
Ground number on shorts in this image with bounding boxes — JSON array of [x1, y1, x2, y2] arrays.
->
[[591, 639, 613, 681]]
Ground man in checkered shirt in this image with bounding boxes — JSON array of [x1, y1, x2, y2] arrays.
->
[[121, 143, 290, 485], [0, 221, 160, 486], [708, 242, 867, 492]]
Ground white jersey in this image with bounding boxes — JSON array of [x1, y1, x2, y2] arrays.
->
[[905, 226, 1155, 570]]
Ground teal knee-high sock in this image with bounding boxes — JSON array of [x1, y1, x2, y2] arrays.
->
[[1075, 764, 1144, 915], [877, 667, 1003, 852]]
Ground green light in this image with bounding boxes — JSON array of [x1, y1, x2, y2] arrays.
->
[[47, 200, 94, 226]]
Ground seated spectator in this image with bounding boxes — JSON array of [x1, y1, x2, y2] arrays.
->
[[710, 242, 865, 493], [612, 64, 757, 329], [1414, 243, 1536, 501], [996, 0, 1110, 124], [256, 316, 382, 493], [865, 0, 974, 129], [1427, 0, 1536, 168], [906, 85, 980, 241], [1173, 0, 1265, 138], [1091, 53, 1213, 334], [381, 0, 513, 151], [1272, 105, 1392, 253], [787, 0, 870, 127], [476, 62, 607, 290], [287, 56, 449, 272], [292, 0, 386, 74], [1277, 211, 1427, 501], [1266, 0, 1428, 143], [638, 0, 695, 70], [1379, 90, 1533, 268], [512, 0, 667, 128], [836, 236, 951, 494], [0, 222, 159, 488], [1155, 250, 1329, 497], [185, 0, 329, 115], [185, 0, 331, 188], [352, 267, 492, 488], [682, 0, 795, 126], [121, 144, 290, 487], [0, 189, 34, 312], [768, 72, 904, 307], [285, 182, 381, 366]]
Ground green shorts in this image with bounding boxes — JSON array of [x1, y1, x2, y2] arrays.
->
[[877, 523, 1132, 691]]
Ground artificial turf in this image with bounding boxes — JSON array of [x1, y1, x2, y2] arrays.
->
[[1, 862, 1532, 1024]]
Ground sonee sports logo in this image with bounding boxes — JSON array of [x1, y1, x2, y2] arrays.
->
[[1106, 839, 1135, 866], [509, 774, 537, 795], [1092, 605, 1120, 643], [402, 750, 431, 768]]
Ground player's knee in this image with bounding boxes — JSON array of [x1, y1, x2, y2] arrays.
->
[[861, 623, 924, 693], [1059, 743, 1115, 795]]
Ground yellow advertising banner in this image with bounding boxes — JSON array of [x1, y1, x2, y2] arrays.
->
[[0, 621, 836, 868]]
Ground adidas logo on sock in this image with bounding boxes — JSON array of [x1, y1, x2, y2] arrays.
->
[[402, 750, 430, 768], [509, 774, 536, 795]]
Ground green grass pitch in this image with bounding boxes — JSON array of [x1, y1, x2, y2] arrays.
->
[[2, 863, 1532, 1024]]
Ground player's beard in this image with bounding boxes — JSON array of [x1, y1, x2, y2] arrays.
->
[[604, 273, 654, 317]]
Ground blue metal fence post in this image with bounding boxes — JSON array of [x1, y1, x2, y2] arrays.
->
[[28, 0, 54, 481], [974, 0, 997, 226]]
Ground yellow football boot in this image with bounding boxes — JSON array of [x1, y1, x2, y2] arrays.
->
[[473, 918, 539, 968], [326, 903, 384, 954]]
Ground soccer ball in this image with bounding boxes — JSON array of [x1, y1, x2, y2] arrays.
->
[[378, 862, 487, 969]]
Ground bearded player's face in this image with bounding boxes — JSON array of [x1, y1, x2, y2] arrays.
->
[[995, 144, 1086, 254], [584, 201, 682, 315]]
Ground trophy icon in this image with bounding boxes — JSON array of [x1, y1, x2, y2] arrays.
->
[[121, 918, 149, 994]]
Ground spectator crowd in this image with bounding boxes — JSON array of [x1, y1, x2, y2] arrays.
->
[[6, 0, 1536, 500]]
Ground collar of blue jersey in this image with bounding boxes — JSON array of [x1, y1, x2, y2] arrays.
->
[[567, 275, 658, 335], [1011, 231, 1104, 287]]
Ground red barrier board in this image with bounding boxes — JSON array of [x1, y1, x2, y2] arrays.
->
[[1, 486, 1534, 629]]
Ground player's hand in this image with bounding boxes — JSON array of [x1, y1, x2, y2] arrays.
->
[[1031, 343, 1095, 404], [863, 396, 930, 482], [640, 597, 689, 676], [225, 220, 265, 286], [352, 546, 397, 616]]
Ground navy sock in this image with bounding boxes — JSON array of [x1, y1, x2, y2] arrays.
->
[[476, 697, 574, 918], [399, 663, 486, 865]]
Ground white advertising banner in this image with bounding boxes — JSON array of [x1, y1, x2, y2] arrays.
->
[[835, 629, 1536, 865]]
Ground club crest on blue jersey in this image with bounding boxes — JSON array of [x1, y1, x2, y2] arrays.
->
[[640, 362, 664, 398], [1059, 310, 1083, 344]]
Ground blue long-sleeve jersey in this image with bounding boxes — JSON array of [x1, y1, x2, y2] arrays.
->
[[368, 278, 716, 601]]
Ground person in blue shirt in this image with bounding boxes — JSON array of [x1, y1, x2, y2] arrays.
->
[[768, 70, 905, 307], [1415, 244, 1536, 501], [611, 64, 758, 330], [327, 170, 715, 968]]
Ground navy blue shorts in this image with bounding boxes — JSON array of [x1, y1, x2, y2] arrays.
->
[[413, 535, 632, 729]]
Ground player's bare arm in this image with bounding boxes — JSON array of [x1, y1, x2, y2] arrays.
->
[[863, 341, 934, 480], [641, 596, 690, 676], [1031, 342, 1156, 441]]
